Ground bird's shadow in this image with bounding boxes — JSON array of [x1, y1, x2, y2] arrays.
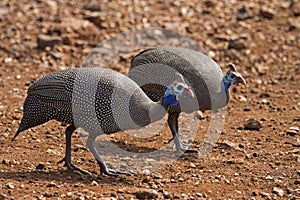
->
[[0, 169, 134, 185]]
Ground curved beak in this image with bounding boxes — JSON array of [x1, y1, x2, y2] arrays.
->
[[182, 87, 195, 98], [236, 76, 246, 85]]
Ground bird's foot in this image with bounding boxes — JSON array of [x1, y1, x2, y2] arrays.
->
[[100, 167, 132, 176], [179, 147, 199, 153], [168, 138, 199, 153], [57, 157, 91, 175], [176, 144, 199, 153]]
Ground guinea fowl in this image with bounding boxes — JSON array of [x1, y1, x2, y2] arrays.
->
[[129, 46, 246, 153], [12, 67, 194, 176]]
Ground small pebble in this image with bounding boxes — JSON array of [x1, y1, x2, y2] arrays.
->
[[244, 118, 262, 131], [0, 194, 7, 199], [66, 192, 73, 197], [261, 99, 268, 104], [152, 173, 162, 179], [273, 187, 284, 197], [190, 163, 196, 168], [238, 95, 247, 102], [265, 175, 273, 180], [15, 75, 21, 80], [208, 50, 216, 58], [286, 187, 294, 194], [36, 163, 45, 170], [178, 177, 185, 182], [163, 190, 171, 199], [6, 183, 14, 189], [259, 191, 271, 198], [4, 57, 12, 63], [43, 191, 52, 197], [47, 181, 57, 188], [9, 159, 17, 166], [91, 180, 98, 186], [135, 189, 159, 199], [260, 7, 275, 19], [286, 127, 299, 136]]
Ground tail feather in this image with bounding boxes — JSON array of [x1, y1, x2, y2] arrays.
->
[[11, 119, 32, 142], [11, 95, 53, 142], [11, 129, 21, 142]]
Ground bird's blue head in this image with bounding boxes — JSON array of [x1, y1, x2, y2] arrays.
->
[[222, 63, 246, 92], [162, 81, 194, 107]]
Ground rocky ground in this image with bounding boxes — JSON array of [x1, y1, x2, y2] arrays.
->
[[0, 0, 299, 199]]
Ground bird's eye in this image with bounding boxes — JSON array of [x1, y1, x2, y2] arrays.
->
[[176, 84, 183, 91], [228, 73, 236, 79]]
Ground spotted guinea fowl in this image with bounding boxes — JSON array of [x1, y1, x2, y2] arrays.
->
[[11, 67, 194, 176], [129, 46, 246, 153]]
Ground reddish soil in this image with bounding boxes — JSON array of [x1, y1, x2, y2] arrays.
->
[[0, 0, 299, 199]]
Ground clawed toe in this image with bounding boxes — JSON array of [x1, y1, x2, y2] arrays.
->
[[170, 139, 198, 153], [57, 157, 91, 175], [101, 168, 132, 176], [70, 165, 91, 175], [57, 157, 65, 165], [184, 148, 199, 153], [176, 144, 199, 153]]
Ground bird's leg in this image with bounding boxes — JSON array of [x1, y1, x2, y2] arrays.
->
[[86, 135, 131, 176], [57, 124, 90, 175], [167, 114, 198, 153]]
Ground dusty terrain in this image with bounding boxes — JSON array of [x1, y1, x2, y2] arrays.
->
[[0, 0, 299, 199]]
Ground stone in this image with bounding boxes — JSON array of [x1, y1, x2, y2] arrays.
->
[[265, 175, 273, 180], [208, 50, 216, 58], [66, 192, 73, 197], [286, 127, 299, 136], [15, 74, 21, 80], [84, 2, 101, 12], [152, 173, 162, 179], [37, 34, 62, 49], [290, 1, 300, 16], [135, 189, 159, 199], [6, 183, 14, 189], [4, 57, 12, 63], [237, 6, 252, 20], [43, 191, 52, 197], [0, 5, 9, 20], [0, 194, 7, 200], [83, 12, 105, 29], [163, 190, 171, 199], [273, 187, 284, 197], [259, 191, 271, 199], [36, 163, 45, 170], [190, 163, 196, 168], [238, 95, 247, 102], [2, 159, 9, 165], [204, 0, 217, 7], [217, 140, 239, 150], [244, 118, 262, 131], [260, 7, 275, 19], [256, 64, 269, 75], [91, 180, 98, 186], [228, 39, 245, 50], [286, 187, 294, 194]]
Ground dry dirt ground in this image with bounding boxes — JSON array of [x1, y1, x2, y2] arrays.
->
[[0, 0, 300, 199]]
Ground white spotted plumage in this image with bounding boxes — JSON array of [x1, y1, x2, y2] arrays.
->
[[12, 67, 194, 176]]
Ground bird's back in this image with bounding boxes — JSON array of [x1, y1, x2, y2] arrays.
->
[[27, 69, 76, 113], [19, 68, 155, 136], [71, 68, 154, 135], [130, 46, 226, 110]]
